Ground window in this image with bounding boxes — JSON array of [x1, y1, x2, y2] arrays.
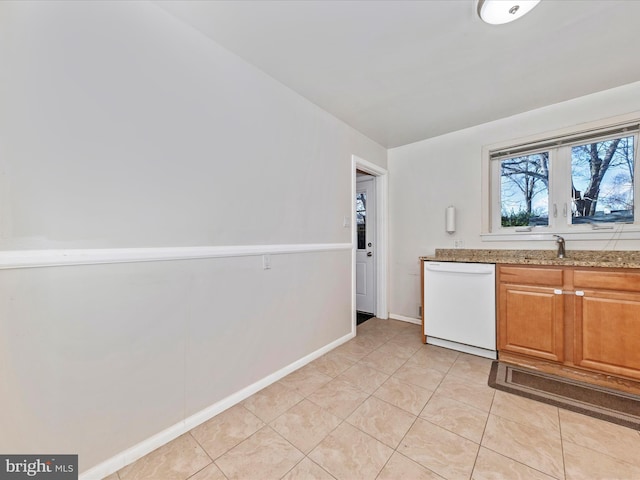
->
[[488, 120, 639, 237], [571, 136, 634, 224], [356, 192, 366, 250], [500, 152, 549, 227]]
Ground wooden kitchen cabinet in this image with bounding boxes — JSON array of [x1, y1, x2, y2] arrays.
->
[[498, 264, 640, 387], [498, 266, 565, 362], [573, 269, 640, 381]]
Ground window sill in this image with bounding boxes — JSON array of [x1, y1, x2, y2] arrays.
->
[[481, 226, 640, 242]]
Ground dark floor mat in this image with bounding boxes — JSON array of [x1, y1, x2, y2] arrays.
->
[[489, 361, 640, 430]]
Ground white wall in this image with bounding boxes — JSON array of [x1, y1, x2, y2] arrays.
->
[[389, 81, 640, 320], [0, 1, 385, 249], [0, 251, 352, 474], [0, 1, 386, 476]]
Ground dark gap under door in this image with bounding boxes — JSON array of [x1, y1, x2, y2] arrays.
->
[[356, 311, 374, 325]]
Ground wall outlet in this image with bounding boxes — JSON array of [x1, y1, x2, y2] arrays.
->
[[343, 216, 351, 228], [262, 254, 271, 270], [418, 305, 423, 318], [454, 240, 464, 249]]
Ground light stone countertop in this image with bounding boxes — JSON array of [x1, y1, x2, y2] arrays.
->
[[420, 249, 640, 269]]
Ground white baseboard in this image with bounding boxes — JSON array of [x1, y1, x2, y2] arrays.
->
[[79, 330, 355, 480], [389, 313, 421, 325]]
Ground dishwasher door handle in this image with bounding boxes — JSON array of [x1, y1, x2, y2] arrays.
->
[[425, 264, 494, 275]]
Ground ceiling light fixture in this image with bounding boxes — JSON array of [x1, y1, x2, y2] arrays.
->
[[477, 0, 541, 25]]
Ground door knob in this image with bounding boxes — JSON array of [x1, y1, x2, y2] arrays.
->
[[367, 252, 373, 257]]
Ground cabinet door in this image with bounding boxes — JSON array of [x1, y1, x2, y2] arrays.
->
[[498, 283, 564, 362], [575, 289, 640, 380]]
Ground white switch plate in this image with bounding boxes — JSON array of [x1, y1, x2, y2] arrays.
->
[[262, 254, 271, 270], [343, 216, 351, 228]]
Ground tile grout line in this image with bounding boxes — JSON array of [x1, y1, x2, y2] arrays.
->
[[119, 319, 640, 479], [353, 327, 444, 478], [387, 351, 465, 478], [301, 323, 413, 478], [470, 378, 497, 479], [273, 339, 382, 479], [110, 323, 478, 478], [398, 351, 504, 479], [475, 380, 570, 479], [286, 345, 373, 479], [558, 407, 567, 480], [115, 321, 428, 479], [199, 404, 265, 476], [274, 325, 488, 479], [185, 431, 216, 480]]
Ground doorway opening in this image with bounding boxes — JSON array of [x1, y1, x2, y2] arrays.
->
[[356, 172, 376, 324], [352, 155, 388, 331]]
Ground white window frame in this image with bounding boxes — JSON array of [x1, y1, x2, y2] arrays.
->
[[481, 112, 640, 242]]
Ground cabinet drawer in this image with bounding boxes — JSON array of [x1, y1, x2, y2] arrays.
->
[[574, 269, 640, 293], [498, 266, 563, 286]]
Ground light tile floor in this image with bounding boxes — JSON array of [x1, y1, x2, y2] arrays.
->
[[105, 318, 640, 480]]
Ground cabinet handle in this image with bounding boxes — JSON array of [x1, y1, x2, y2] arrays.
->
[[554, 289, 563, 295], [563, 203, 568, 217], [575, 290, 585, 296]]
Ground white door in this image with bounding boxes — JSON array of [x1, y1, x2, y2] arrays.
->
[[356, 177, 376, 314]]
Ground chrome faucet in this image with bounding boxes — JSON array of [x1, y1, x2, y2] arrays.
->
[[553, 235, 566, 259]]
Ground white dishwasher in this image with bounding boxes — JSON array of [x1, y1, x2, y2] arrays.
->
[[424, 261, 497, 359]]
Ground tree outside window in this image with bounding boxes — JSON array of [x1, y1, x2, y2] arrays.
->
[[497, 133, 636, 230], [571, 136, 634, 224], [500, 153, 549, 227]]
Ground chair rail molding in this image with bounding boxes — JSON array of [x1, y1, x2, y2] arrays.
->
[[0, 243, 352, 270]]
